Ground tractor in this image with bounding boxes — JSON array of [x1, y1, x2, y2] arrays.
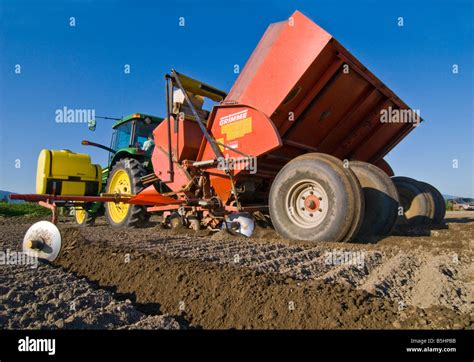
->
[[73, 113, 162, 227]]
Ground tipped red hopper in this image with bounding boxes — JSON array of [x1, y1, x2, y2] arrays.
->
[[150, 10, 419, 205]]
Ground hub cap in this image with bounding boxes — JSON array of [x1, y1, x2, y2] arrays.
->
[[75, 208, 86, 224], [107, 169, 131, 223], [285, 179, 329, 228]]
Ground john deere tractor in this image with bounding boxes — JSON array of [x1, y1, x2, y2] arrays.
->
[[73, 113, 163, 227]]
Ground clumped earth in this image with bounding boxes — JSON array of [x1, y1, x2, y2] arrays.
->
[[0, 212, 472, 329], [0, 221, 182, 330]]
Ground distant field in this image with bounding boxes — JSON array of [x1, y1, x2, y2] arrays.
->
[[0, 202, 51, 217]]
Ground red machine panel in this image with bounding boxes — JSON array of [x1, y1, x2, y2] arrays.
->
[[226, 10, 421, 166], [198, 104, 282, 174]]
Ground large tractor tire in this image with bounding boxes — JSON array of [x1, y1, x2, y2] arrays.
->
[[349, 161, 399, 238], [392, 176, 434, 225], [269, 153, 364, 243], [74, 207, 95, 227], [299, 153, 365, 243], [418, 181, 446, 224], [105, 158, 150, 228]]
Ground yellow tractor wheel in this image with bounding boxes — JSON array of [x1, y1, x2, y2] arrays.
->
[[74, 207, 95, 227], [105, 158, 150, 228]]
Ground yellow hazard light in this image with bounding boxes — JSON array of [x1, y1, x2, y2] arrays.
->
[[132, 113, 141, 118]]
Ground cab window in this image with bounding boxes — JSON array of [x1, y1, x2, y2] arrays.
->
[[113, 122, 133, 150], [134, 122, 157, 149]]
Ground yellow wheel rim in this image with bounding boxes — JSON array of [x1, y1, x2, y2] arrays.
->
[[107, 169, 131, 224], [75, 208, 86, 224]]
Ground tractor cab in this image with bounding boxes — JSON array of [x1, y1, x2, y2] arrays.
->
[[75, 112, 163, 227], [109, 113, 162, 163]]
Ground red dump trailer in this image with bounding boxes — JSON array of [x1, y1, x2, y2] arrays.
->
[[12, 11, 444, 259]]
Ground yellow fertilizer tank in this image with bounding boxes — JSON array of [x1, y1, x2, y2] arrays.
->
[[36, 149, 102, 196]]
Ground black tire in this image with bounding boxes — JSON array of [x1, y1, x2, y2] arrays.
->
[[418, 181, 446, 224], [299, 154, 365, 243], [392, 176, 433, 225], [349, 161, 399, 238], [74, 208, 95, 227], [269, 153, 363, 243], [105, 158, 150, 228]]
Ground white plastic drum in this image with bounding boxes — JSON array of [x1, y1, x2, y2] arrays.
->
[[22, 221, 62, 262]]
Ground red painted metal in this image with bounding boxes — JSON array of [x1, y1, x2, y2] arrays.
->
[[225, 10, 420, 166], [375, 158, 395, 177], [9, 194, 131, 203], [198, 104, 282, 172], [151, 117, 197, 193], [195, 104, 282, 202], [128, 185, 183, 205], [39, 200, 57, 224], [9, 191, 181, 206], [146, 204, 181, 212]]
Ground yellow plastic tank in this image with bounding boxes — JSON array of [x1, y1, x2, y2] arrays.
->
[[36, 149, 102, 195]]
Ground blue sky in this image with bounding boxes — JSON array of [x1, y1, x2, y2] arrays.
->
[[0, 0, 472, 196]]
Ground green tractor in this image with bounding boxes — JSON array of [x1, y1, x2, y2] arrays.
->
[[73, 113, 163, 227]]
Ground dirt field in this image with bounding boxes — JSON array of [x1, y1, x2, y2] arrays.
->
[[0, 212, 472, 329]]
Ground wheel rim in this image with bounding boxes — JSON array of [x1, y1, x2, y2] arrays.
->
[[75, 209, 86, 224], [285, 179, 329, 228], [107, 169, 131, 224], [188, 217, 200, 231]]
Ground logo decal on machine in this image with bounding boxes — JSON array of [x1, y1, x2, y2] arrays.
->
[[219, 109, 252, 141]]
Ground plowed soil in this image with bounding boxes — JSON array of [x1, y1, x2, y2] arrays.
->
[[1, 212, 473, 329]]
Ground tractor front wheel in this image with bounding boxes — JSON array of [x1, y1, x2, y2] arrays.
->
[[105, 158, 150, 228], [74, 207, 95, 227]]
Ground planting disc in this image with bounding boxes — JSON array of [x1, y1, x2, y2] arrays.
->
[[226, 213, 255, 237], [22, 221, 62, 262]]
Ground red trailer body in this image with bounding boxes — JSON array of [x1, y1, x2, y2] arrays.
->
[[195, 10, 420, 203]]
